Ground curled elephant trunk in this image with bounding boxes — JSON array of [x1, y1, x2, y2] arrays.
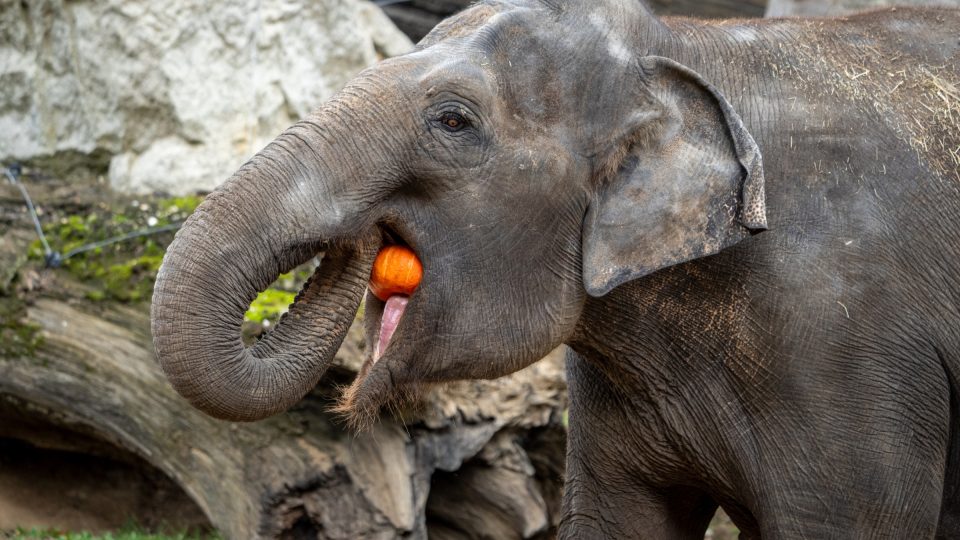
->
[[151, 101, 393, 421]]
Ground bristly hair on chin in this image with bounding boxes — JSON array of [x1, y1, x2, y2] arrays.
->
[[331, 381, 377, 432], [331, 375, 430, 432]]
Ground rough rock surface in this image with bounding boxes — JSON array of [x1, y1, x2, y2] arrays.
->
[[0, 0, 412, 195], [766, 0, 960, 16]]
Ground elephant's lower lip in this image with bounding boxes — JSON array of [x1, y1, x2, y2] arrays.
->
[[374, 294, 408, 362]]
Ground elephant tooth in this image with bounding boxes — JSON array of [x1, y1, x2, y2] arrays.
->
[[375, 295, 408, 362]]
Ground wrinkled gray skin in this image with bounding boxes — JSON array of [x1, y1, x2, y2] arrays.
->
[[152, 0, 960, 537]]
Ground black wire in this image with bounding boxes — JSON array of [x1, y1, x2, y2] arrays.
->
[[5, 163, 184, 268], [62, 222, 182, 260], [4, 164, 53, 261]]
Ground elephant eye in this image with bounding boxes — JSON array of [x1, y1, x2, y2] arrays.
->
[[438, 111, 468, 132]]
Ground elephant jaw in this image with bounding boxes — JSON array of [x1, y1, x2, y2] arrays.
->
[[375, 294, 408, 362], [335, 288, 419, 430], [336, 228, 422, 429]]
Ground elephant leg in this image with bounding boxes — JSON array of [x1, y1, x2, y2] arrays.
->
[[561, 349, 718, 539], [752, 404, 949, 538], [936, 357, 960, 539], [560, 453, 717, 539], [938, 442, 960, 540]]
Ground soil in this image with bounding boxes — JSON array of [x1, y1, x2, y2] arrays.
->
[[0, 437, 211, 534]]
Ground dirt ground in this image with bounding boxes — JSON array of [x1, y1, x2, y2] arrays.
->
[[0, 437, 210, 534]]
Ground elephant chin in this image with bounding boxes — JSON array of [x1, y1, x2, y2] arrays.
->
[[331, 289, 425, 430], [334, 364, 407, 431]]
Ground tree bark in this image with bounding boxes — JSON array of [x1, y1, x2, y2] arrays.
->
[[0, 179, 567, 539]]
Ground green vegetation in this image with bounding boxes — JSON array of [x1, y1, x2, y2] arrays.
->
[[244, 266, 317, 327], [27, 196, 203, 303], [6, 526, 219, 540], [0, 297, 43, 358], [156, 195, 202, 216], [245, 287, 297, 325], [22, 190, 321, 330]]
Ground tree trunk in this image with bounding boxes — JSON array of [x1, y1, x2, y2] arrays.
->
[[0, 177, 567, 539]]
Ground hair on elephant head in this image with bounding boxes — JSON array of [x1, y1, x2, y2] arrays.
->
[[151, 0, 766, 427]]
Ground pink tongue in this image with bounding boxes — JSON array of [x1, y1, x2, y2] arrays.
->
[[375, 295, 408, 362]]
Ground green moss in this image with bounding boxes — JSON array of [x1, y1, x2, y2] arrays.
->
[[99, 255, 165, 302], [0, 298, 44, 358], [158, 195, 203, 217], [26, 194, 205, 304], [242, 262, 325, 328], [9, 526, 220, 540], [0, 321, 44, 358], [19, 189, 328, 319], [28, 239, 43, 260]]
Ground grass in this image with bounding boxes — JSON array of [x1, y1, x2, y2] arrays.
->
[[4, 526, 219, 540]]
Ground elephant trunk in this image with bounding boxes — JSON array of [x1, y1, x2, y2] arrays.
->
[[151, 94, 396, 421]]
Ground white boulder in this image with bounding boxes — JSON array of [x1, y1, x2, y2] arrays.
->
[[0, 0, 412, 194]]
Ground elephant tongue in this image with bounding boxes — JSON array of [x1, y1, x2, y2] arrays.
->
[[375, 295, 408, 362]]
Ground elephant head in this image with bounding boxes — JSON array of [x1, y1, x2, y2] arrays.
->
[[151, 0, 766, 426]]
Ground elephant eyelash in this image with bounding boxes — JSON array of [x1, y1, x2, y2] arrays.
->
[[438, 111, 470, 132]]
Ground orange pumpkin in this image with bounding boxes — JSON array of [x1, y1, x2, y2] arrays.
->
[[369, 245, 423, 301]]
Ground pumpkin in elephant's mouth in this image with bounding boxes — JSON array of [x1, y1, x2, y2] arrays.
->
[[369, 244, 423, 301], [369, 244, 422, 361]]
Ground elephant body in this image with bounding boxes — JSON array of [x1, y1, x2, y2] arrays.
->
[[564, 9, 960, 539], [151, 1, 960, 537]]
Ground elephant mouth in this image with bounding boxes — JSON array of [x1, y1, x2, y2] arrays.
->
[[333, 221, 428, 428], [365, 222, 419, 365], [368, 222, 418, 361]]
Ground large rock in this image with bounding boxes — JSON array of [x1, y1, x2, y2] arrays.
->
[[0, 0, 412, 195], [766, 0, 960, 16]]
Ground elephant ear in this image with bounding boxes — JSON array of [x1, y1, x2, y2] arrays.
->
[[582, 56, 767, 297]]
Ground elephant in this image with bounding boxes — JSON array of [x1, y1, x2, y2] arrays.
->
[[151, 0, 960, 537]]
